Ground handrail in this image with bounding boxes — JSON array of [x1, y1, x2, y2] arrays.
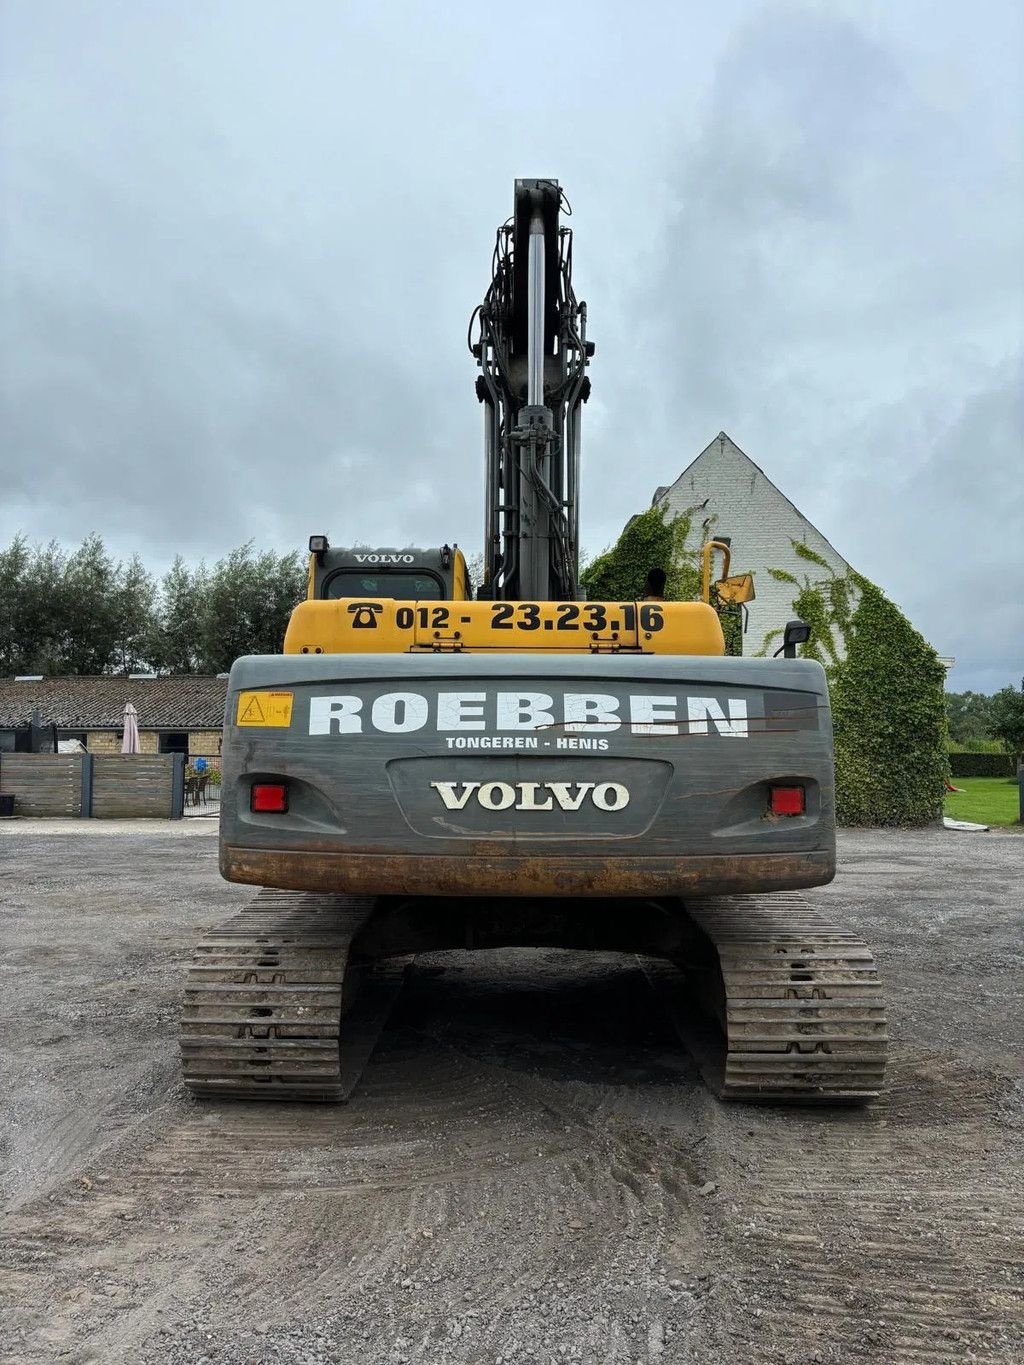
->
[[701, 540, 732, 603]]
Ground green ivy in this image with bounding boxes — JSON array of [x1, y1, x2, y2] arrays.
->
[[792, 542, 832, 571], [758, 541, 949, 824], [829, 578, 950, 825], [580, 504, 745, 654], [711, 589, 743, 657], [756, 549, 847, 668], [581, 505, 701, 602], [762, 549, 948, 825]]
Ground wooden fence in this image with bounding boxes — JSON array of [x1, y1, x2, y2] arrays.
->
[[0, 754, 83, 817], [0, 753, 185, 819], [92, 755, 181, 818]]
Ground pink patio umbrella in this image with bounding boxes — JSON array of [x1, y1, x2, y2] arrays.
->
[[121, 702, 141, 755]]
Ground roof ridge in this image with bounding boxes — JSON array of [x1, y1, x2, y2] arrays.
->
[[658, 431, 852, 570]]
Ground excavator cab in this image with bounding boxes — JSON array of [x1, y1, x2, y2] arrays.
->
[[305, 539, 471, 601]]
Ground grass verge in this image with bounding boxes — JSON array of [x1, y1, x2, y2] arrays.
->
[[945, 776, 1022, 828]]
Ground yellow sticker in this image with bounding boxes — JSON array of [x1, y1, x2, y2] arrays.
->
[[236, 690, 293, 727]]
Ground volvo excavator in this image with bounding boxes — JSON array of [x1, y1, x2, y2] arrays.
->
[[181, 180, 886, 1104]]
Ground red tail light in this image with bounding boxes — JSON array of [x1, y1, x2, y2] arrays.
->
[[251, 782, 288, 813], [770, 785, 805, 816]]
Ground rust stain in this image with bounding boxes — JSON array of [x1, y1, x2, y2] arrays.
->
[[222, 846, 833, 899]]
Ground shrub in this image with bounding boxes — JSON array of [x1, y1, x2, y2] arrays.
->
[[949, 752, 1016, 778]]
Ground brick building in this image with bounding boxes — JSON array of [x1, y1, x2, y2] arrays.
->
[[0, 675, 227, 760], [652, 432, 855, 654]]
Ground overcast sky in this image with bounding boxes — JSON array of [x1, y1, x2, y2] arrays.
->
[[2, 0, 1021, 692]]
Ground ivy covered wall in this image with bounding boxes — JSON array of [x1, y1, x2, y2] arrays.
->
[[581, 505, 702, 603], [580, 505, 744, 655], [830, 579, 949, 825], [760, 543, 949, 826]]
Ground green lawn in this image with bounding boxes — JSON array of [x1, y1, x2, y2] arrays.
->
[[945, 776, 1022, 828]]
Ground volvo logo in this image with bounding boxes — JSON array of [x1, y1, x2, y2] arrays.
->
[[352, 553, 415, 564], [430, 780, 630, 812]]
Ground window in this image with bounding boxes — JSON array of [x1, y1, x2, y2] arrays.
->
[[322, 570, 443, 601], [159, 732, 189, 755]]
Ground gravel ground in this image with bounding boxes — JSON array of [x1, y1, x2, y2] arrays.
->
[[1, 820, 1022, 1365]]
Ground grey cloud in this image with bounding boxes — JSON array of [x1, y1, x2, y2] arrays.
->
[[1, 1, 1020, 692], [840, 363, 1023, 693], [596, 4, 1023, 691]]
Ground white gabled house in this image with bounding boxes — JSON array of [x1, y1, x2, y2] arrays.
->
[[652, 432, 856, 655]]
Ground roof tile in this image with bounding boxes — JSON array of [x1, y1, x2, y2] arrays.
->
[[0, 676, 228, 730]]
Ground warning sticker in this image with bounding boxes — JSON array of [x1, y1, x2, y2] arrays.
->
[[236, 691, 294, 727]]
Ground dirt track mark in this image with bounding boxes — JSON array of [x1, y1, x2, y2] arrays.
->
[[3, 825, 1023, 1365]]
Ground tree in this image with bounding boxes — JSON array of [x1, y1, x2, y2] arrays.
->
[[0, 536, 34, 675], [0, 537, 74, 674], [0, 534, 308, 677], [198, 543, 305, 672], [30, 541, 71, 672], [990, 679, 1024, 765], [149, 557, 209, 674], [60, 535, 110, 672], [945, 691, 996, 744], [110, 554, 158, 674]]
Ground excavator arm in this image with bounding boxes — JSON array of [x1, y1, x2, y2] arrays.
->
[[470, 179, 592, 602]]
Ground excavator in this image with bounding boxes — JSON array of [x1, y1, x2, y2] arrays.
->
[[181, 180, 886, 1104]]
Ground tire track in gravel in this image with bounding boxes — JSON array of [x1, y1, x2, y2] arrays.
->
[[703, 1072, 1024, 1365], [2, 951, 724, 1365], [4, 827, 1023, 1365]]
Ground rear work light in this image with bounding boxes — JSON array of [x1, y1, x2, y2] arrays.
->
[[251, 782, 289, 813], [769, 785, 806, 816]]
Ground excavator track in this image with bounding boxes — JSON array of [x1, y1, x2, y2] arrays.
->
[[648, 892, 888, 1103], [181, 889, 409, 1102]]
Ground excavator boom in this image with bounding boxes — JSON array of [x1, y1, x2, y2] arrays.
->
[[471, 178, 591, 602]]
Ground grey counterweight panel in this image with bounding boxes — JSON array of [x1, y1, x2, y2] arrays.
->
[[221, 653, 834, 875]]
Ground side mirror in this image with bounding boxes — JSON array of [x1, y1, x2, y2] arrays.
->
[[714, 571, 755, 605], [775, 619, 811, 659]]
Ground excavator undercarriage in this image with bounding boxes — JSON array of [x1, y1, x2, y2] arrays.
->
[[182, 889, 886, 1104]]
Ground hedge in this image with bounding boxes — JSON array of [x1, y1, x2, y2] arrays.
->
[[949, 751, 1016, 778]]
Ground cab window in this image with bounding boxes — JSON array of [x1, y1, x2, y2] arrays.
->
[[322, 571, 443, 600]]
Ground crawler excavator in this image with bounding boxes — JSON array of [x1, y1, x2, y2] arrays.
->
[[181, 180, 887, 1103]]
